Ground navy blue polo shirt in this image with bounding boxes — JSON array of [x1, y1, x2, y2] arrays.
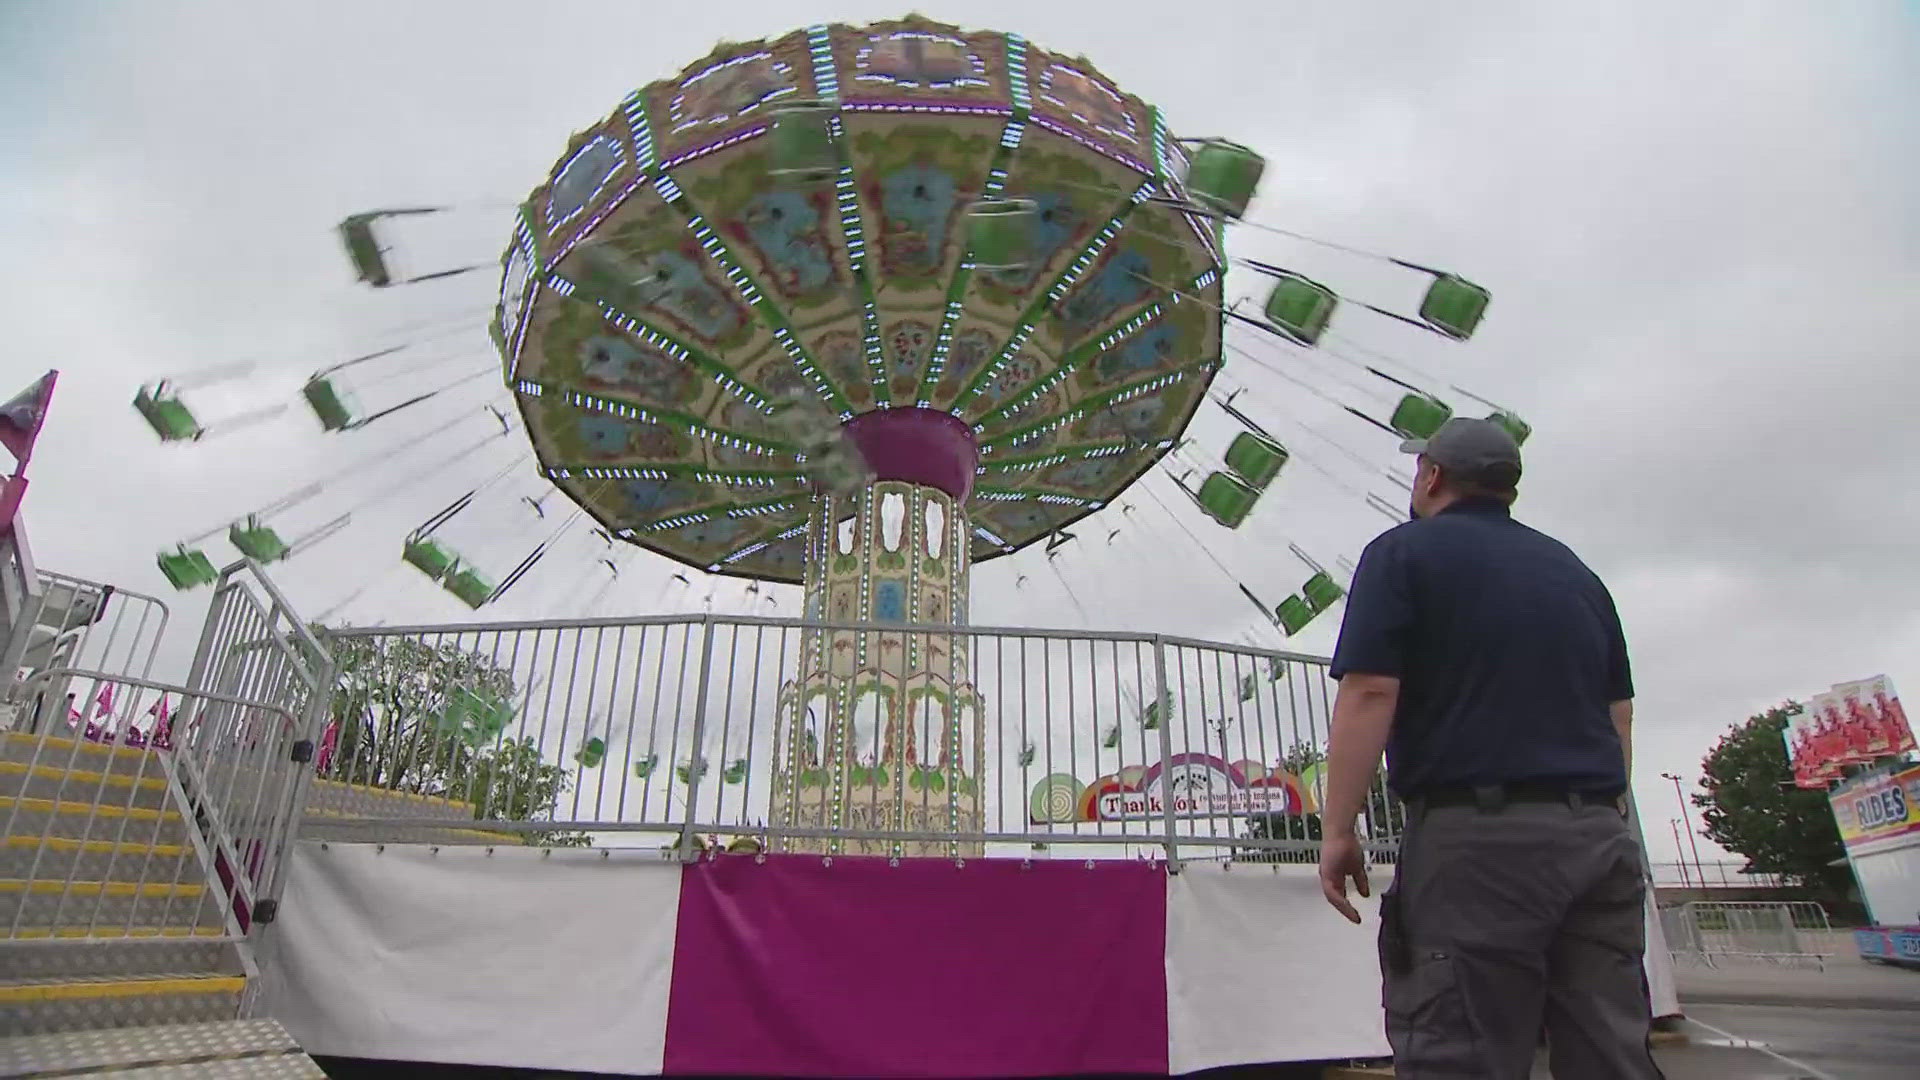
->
[[1329, 497, 1633, 796]]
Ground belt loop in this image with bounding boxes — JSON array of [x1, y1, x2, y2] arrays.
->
[[1471, 785, 1504, 813]]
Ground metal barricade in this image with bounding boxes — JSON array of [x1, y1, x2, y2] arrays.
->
[[178, 560, 333, 928], [1, 670, 298, 943], [308, 615, 1393, 864], [1676, 900, 1834, 969], [2, 564, 169, 734]]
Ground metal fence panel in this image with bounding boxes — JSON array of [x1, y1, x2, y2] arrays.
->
[[178, 561, 333, 928], [1673, 900, 1834, 969], [309, 615, 1392, 863], [1, 669, 297, 944], [3, 566, 169, 733]]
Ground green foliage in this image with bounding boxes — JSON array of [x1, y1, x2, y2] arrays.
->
[[318, 629, 589, 846], [1239, 744, 1403, 864], [1694, 702, 1849, 902], [1240, 811, 1323, 864]]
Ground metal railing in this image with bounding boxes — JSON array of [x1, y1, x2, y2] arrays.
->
[[2, 563, 170, 734], [1, 669, 297, 943], [1649, 860, 1787, 890], [178, 560, 334, 927], [1662, 900, 1835, 969], [309, 614, 1402, 862]]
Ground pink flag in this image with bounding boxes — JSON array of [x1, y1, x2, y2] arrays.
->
[[0, 371, 57, 466], [92, 683, 114, 718], [149, 695, 174, 750]]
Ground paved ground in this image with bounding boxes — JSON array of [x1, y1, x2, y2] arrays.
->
[[1674, 956, 1920, 1011], [1621, 953, 1920, 1079], [316, 956, 1920, 1078]]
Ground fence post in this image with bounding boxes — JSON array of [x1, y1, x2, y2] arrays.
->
[[676, 616, 719, 862], [1152, 635, 1180, 867]]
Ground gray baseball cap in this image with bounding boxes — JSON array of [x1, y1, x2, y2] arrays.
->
[[1400, 416, 1522, 479]]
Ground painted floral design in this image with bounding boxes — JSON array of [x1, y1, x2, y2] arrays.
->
[[884, 321, 933, 396], [1092, 321, 1177, 385], [874, 164, 958, 275], [573, 413, 688, 460], [971, 353, 1041, 413], [814, 330, 871, 405], [935, 327, 995, 399], [579, 335, 698, 406], [623, 478, 705, 517], [732, 188, 836, 299], [1040, 456, 1124, 493], [1056, 246, 1154, 336], [1079, 391, 1170, 443]]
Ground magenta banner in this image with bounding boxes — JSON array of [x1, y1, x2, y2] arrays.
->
[[664, 853, 1170, 1078]]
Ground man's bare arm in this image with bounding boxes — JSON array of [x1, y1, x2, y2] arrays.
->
[[1322, 673, 1401, 836]]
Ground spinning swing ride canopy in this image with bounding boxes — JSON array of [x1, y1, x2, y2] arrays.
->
[[498, 17, 1232, 584]]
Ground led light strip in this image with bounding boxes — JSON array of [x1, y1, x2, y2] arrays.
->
[[624, 91, 657, 175], [806, 25, 840, 101], [1007, 34, 1031, 113]]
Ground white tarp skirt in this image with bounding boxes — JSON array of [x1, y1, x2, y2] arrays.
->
[[255, 842, 680, 1075], [1165, 863, 1390, 1073]]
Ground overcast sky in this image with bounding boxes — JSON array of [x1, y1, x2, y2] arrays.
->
[[5, 1, 1916, 866]]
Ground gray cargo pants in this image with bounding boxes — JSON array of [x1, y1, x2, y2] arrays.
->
[[1378, 796, 1666, 1079]]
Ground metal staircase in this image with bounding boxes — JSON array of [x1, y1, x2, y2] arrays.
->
[[1, 527, 327, 1075], [0, 729, 246, 1035]]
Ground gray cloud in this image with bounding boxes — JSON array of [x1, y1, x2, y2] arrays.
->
[[5, 0, 1915, 865]]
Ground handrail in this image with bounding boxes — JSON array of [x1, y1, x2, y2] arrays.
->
[[19, 668, 302, 722], [219, 557, 333, 673], [323, 613, 1334, 666]]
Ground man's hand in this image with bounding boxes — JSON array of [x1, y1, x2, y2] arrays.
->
[[1318, 833, 1370, 924]]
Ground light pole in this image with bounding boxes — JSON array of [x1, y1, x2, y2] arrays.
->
[[1661, 771, 1709, 888], [1668, 819, 1693, 889]]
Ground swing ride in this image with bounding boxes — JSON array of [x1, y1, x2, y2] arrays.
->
[[127, 15, 1529, 857]]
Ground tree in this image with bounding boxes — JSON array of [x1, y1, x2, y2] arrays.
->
[[318, 630, 588, 845], [1237, 744, 1403, 863], [1693, 702, 1850, 904]]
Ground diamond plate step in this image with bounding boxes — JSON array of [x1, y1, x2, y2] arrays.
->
[[0, 1018, 309, 1077], [1, 1017, 323, 1076], [0, 760, 174, 811], [0, 834, 200, 882], [0, 878, 225, 933], [0, 936, 240, 981], [0, 974, 245, 1036], [0, 796, 190, 846], [9, 925, 225, 940]]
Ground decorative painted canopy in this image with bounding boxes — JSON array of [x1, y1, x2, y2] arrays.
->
[[497, 16, 1226, 583]]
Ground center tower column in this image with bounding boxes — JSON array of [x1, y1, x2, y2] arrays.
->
[[772, 408, 985, 859]]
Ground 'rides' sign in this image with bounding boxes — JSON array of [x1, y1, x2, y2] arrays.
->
[[1830, 764, 1920, 850]]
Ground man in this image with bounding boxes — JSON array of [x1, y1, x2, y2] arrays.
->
[[1315, 418, 1662, 1079]]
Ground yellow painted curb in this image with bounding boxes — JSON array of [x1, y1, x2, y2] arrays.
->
[[3, 834, 190, 859], [0, 879, 205, 899], [310, 777, 474, 811], [302, 808, 525, 844], [0, 975, 246, 1004], [0, 797, 179, 822], [12, 925, 226, 939], [0, 760, 168, 792]]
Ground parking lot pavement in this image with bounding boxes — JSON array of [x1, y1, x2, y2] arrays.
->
[[1674, 955, 1920, 1011]]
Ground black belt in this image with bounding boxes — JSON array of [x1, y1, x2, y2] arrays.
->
[[1411, 781, 1624, 811]]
